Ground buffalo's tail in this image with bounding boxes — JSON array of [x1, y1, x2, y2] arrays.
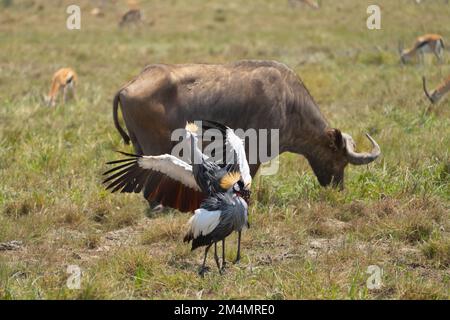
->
[[113, 91, 131, 144]]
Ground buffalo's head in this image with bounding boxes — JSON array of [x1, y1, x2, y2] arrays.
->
[[306, 129, 381, 189]]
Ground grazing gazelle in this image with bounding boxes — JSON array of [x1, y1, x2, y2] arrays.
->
[[399, 34, 445, 64], [423, 75, 450, 104], [45, 67, 77, 107]]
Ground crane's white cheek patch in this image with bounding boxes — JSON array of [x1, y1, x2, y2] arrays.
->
[[189, 209, 221, 238]]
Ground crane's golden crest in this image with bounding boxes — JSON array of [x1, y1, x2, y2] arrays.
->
[[185, 122, 199, 133], [219, 172, 241, 190]]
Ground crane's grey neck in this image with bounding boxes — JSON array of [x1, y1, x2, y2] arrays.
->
[[189, 133, 203, 164]]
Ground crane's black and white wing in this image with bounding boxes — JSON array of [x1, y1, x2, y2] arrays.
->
[[183, 193, 248, 250], [103, 151, 204, 212], [200, 120, 252, 188], [103, 151, 200, 192], [183, 208, 221, 244]]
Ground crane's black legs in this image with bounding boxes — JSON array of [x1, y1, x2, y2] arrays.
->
[[213, 242, 221, 273], [199, 244, 212, 277], [221, 240, 227, 271], [234, 231, 241, 264], [198, 234, 242, 276]]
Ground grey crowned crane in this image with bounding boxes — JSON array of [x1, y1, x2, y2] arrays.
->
[[183, 171, 249, 275], [185, 121, 251, 273], [102, 121, 252, 275]]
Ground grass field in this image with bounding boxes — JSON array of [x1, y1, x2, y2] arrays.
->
[[0, 0, 449, 299]]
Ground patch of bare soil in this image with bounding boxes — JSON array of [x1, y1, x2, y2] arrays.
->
[[0, 217, 161, 268]]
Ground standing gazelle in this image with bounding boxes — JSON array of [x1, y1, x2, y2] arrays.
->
[[45, 67, 77, 107], [399, 34, 445, 64], [423, 75, 450, 104]]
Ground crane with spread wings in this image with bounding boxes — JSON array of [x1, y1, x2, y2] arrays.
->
[[102, 121, 252, 275]]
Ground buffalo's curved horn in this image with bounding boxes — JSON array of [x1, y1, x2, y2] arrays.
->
[[344, 133, 381, 165], [422, 76, 434, 104]]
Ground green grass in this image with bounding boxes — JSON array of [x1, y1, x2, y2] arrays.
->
[[0, 0, 449, 299]]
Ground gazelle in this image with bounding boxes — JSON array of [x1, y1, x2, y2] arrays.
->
[[288, 0, 319, 9], [127, 0, 139, 9], [399, 34, 445, 64], [45, 68, 77, 107], [119, 1, 142, 27], [423, 75, 450, 104], [90, 7, 104, 17], [118, 9, 142, 27]]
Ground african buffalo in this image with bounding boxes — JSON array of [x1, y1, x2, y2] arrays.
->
[[112, 60, 380, 211]]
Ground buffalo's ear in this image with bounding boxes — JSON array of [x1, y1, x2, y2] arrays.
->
[[326, 128, 344, 152]]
